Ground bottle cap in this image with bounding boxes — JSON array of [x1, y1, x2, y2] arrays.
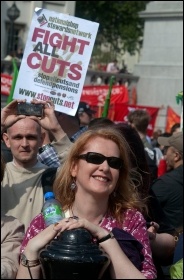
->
[[44, 192, 55, 200]]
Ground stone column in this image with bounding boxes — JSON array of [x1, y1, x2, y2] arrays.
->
[[134, 1, 183, 131]]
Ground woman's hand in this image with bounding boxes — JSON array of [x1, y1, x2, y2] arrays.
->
[[24, 216, 110, 260], [17, 222, 61, 280], [24, 223, 60, 259], [54, 217, 109, 240]]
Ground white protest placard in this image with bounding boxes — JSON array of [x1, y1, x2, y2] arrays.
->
[[13, 8, 99, 115]]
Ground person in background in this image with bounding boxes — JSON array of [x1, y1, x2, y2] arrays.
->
[[151, 132, 183, 230], [159, 122, 181, 184], [152, 132, 183, 280], [1, 155, 25, 279], [88, 117, 114, 129], [156, 132, 172, 177], [115, 123, 179, 278], [151, 129, 162, 148], [127, 109, 153, 149], [16, 127, 156, 279], [127, 109, 161, 183], [119, 60, 129, 74], [115, 123, 150, 199], [54, 110, 83, 143], [156, 132, 172, 153], [170, 123, 181, 135], [2, 109, 81, 168], [37, 111, 82, 167], [106, 59, 119, 73], [1, 99, 72, 230], [77, 101, 96, 128], [37, 128, 60, 168], [32, 106, 90, 168], [1, 126, 62, 168]]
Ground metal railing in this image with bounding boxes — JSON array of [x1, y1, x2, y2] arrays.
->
[[1, 60, 139, 108], [1, 59, 139, 85]]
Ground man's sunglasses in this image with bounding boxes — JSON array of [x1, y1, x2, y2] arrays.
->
[[78, 152, 123, 170]]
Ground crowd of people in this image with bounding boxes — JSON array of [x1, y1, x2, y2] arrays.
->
[[1, 99, 183, 279]]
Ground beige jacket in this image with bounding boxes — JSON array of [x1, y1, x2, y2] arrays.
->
[[1, 214, 24, 279], [1, 134, 72, 230]]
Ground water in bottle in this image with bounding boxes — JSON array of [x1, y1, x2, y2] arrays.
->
[[42, 191, 65, 227]]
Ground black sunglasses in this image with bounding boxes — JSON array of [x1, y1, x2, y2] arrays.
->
[[78, 152, 123, 170]]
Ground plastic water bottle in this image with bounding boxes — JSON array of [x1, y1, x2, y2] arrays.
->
[[42, 192, 65, 227]]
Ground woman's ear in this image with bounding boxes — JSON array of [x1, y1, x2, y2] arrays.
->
[[70, 161, 78, 177]]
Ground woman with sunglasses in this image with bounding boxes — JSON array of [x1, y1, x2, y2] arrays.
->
[[17, 127, 156, 279]]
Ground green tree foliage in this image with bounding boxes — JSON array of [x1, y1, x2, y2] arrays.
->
[[75, 1, 149, 60]]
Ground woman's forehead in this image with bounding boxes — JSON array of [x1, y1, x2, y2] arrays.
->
[[81, 137, 120, 153]]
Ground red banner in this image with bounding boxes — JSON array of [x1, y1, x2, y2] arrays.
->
[[81, 85, 129, 107], [88, 103, 159, 137], [165, 106, 180, 133], [1, 73, 12, 96], [80, 85, 159, 136]]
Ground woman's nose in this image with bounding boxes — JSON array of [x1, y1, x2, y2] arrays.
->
[[98, 159, 110, 170]]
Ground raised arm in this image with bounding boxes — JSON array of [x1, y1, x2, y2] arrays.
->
[[1, 99, 26, 133]]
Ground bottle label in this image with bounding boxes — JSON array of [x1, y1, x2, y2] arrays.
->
[[43, 205, 63, 219]]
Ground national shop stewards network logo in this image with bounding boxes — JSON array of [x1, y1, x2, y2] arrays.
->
[[37, 14, 48, 26]]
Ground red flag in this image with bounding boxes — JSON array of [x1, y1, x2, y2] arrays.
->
[[165, 106, 180, 133]]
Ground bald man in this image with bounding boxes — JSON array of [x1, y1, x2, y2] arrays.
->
[[1, 99, 72, 230], [3, 118, 43, 168]]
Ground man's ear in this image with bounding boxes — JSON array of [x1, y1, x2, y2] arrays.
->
[[175, 151, 183, 161], [2, 133, 10, 148]]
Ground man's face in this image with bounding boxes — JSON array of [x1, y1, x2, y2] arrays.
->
[[3, 118, 43, 168], [78, 112, 93, 126], [164, 146, 177, 171]]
